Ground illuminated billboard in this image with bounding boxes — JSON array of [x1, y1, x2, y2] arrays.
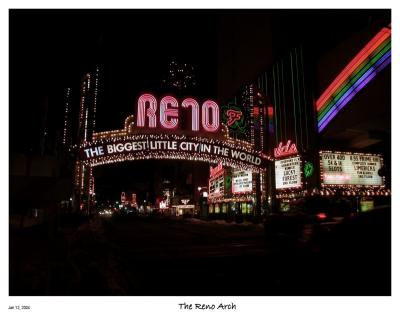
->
[[320, 151, 384, 186], [232, 170, 253, 194], [275, 156, 302, 189]]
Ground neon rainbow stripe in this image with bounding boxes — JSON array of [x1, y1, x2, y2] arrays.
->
[[317, 27, 391, 132]]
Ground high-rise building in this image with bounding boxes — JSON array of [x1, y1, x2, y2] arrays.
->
[[218, 46, 315, 215], [74, 66, 100, 213], [255, 47, 315, 155], [77, 66, 100, 144]]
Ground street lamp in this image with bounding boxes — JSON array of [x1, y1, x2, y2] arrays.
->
[[196, 186, 208, 218], [197, 186, 208, 198], [198, 186, 207, 192]]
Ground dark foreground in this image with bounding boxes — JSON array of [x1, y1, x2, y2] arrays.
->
[[9, 212, 390, 296]]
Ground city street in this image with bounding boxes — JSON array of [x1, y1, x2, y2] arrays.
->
[[9, 212, 390, 296], [10, 216, 271, 296]]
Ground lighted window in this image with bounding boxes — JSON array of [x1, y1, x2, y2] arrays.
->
[[222, 203, 227, 213], [241, 202, 250, 214], [247, 203, 253, 213]]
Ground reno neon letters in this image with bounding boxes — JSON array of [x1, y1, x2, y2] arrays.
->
[[136, 93, 220, 132]]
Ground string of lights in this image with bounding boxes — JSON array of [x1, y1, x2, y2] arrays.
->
[[62, 88, 71, 146], [92, 66, 99, 132], [82, 150, 267, 173], [208, 194, 254, 204], [90, 116, 271, 158]]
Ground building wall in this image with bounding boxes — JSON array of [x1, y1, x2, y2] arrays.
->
[[222, 46, 315, 156], [255, 47, 315, 154], [217, 13, 274, 103]]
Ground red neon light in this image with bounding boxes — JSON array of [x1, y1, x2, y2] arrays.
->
[[137, 93, 157, 128], [202, 100, 220, 132], [316, 212, 327, 220], [274, 140, 298, 158], [226, 109, 243, 126], [267, 107, 274, 117], [160, 96, 179, 129], [232, 190, 253, 194], [316, 28, 390, 111], [136, 94, 220, 132], [182, 98, 200, 131], [253, 107, 260, 116]]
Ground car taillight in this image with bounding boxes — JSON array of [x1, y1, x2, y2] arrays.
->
[[316, 212, 327, 219]]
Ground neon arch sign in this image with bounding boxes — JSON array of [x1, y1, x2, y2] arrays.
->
[[78, 92, 271, 172], [136, 93, 220, 132]]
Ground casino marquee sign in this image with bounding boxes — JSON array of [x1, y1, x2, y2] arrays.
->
[[80, 93, 271, 171]]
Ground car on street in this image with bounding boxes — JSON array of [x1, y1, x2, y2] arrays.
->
[[264, 196, 354, 249]]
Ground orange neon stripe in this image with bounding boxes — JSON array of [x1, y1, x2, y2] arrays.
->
[[316, 27, 391, 111]]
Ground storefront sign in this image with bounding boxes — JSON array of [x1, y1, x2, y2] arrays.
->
[[222, 103, 247, 135], [360, 198, 374, 212], [275, 156, 302, 189], [320, 151, 384, 186], [226, 109, 243, 126], [304, 161, 314, 178], [232, 170, 253, 194], [274, 140, 298, 158], [210, 162, 224, 178]]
